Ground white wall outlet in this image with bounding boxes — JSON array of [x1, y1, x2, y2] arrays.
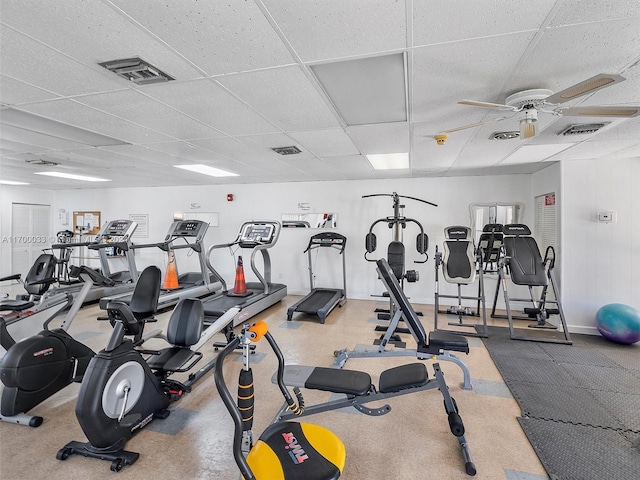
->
[[597, 211, 615, 223]]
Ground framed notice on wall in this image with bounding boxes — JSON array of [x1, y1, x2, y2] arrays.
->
[[73, 211, 101, 235], [129, 214, 149, 238]]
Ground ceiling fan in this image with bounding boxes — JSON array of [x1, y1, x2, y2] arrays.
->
[[457, 73, 640, 139]]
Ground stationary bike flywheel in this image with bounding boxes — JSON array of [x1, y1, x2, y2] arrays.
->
[[102, 361, 145, 419]]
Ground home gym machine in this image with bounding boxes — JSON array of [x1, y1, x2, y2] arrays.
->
[[433, 226, 488, 337], [287, 231, 347, 324], [0, 266, 126, 427], [491, 224, 571, 344], [363, 192, 434, 345]]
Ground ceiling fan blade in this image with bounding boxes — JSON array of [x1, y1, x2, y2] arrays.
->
[[559, 105, 640, 117], [440, 117, 506, 134], [458, 99, 516, 110], [544, 73, 626, 105]]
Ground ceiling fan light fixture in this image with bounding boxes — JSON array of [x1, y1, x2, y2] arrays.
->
[[519, 109, 538, 138]]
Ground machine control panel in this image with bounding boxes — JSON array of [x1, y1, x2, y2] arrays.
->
[[93, 219, 138, 245], [166, 219, 209, 241], [238, 222, 278, 247], [307, 232, 347, 252]]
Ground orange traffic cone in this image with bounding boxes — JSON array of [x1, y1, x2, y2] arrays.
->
[[232, 255, 248, 295], [163, 250, 179, 290]]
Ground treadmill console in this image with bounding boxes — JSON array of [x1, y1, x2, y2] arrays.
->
[[94, 219, 137, 245], [308, 232, 347, 252], [238, 222, 277, 248], [166, 220, 209, 241]]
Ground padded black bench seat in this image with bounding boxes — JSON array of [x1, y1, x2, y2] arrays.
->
[[0, 300, 35, 312], [278, 363, 429, 396], [427, 330, 470, 354]]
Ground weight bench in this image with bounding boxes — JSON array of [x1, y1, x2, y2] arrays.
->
[[334, 258, 473, 390], [434, 226, 488, 337]]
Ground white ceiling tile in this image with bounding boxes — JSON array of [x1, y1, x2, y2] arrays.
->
[[109, 0, 295, 75], [1, 0, 203, 82], [413, 0, 557, 46], [346, 122, 409, 154], [411, 32, 537, 122], [142, 79, 280, 136], [217, 66, 341, 131], [236, 133, 313, 161], [0, 28, 127, 97], [262, 0, 407, 62], [144, 141, 226, 162], [0, 124, 88, 151], [551, 139, 638, 161], [509, 19, 640, 95], [75, 89, 223, 140], [288, 129, 360, 157], [549, 0, 640, 27], [321, 154, 375, 175], [18, 99, 174, 144], [0, 75, 61, 105]]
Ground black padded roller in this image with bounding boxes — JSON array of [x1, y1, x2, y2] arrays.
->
[[448, 412, 465, 437]]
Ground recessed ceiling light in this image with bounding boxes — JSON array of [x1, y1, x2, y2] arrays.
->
[[34, 171, 111, 182], [174, 164, 238, 177], [366, 153, 409, 170], [0, 180, 30, 185]]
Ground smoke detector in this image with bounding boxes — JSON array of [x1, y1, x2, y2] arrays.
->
[[271, 146, 302, 155], [489, 131, 520, 140], [559, 123, 610, 136], [98, 57, 174, 85]]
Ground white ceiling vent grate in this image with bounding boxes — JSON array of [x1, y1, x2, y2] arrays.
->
[[25, 159, 59, 166], [98, 57, 174, 85], [559, 123, 610, 136], [271, 146, 302, 155], [489, 131, 520, 140]]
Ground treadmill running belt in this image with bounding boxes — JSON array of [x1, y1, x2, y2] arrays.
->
[[295, 289, 341, 314]]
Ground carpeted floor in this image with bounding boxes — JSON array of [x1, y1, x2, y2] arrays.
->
[[479, 326, 640, 480]]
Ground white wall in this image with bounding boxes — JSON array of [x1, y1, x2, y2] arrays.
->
[[561, 157, 640, 334], [50, 174, 533, 304], [0, 185, 56, 276], [532, 162, 562, 283]]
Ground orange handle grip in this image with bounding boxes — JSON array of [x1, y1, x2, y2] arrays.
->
[[248, 321, 268, 342]]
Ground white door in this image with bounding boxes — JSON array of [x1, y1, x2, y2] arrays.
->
[[11, 203, 51, 277]]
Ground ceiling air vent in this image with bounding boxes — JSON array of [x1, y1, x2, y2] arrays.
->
[[489, 131, 520, 140], [559, 123, 610, 136], [271, 146, 302, 155], [25, 159, 59, 166], [98, 57, 174, 85]]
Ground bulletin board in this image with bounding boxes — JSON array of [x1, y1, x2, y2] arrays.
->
[[73, 211, 101, 235]]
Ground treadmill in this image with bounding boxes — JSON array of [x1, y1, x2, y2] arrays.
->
[[287, 231, 347, 324], [201, 221, 287, 328], [43, 219, 140, 304], [98, 219, 221, 311]]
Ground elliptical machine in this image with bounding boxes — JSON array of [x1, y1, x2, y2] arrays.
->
[[0, 266, 110, 427]]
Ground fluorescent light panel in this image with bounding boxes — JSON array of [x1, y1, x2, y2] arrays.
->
[[501, 144, 576, 165], [0, 180, 30, 185], [311, 53, 407, 126], [1, 108, 129, 147], [366, 153, 409, 170], [174, 164, 238, 177], [34, 171, 111, 182]]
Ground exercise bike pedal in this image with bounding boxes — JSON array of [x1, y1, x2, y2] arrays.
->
[[154, 409, 170, 420], [120, 413, 142, 429]]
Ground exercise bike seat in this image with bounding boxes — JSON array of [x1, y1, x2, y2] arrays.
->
[[247, 421, 345, 480], [0, 300, 36, 311], [146, 298, 204, 373]]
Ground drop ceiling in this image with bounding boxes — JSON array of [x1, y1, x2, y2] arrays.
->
[[1, 0, 639, 189]]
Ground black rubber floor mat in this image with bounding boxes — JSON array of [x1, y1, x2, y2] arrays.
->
[[518, 417, 640, 480], [508, 381, 625, 429]]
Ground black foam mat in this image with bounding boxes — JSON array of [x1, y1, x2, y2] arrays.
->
[[518, 418, 640, 480], [480, 326, 640, 480]]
